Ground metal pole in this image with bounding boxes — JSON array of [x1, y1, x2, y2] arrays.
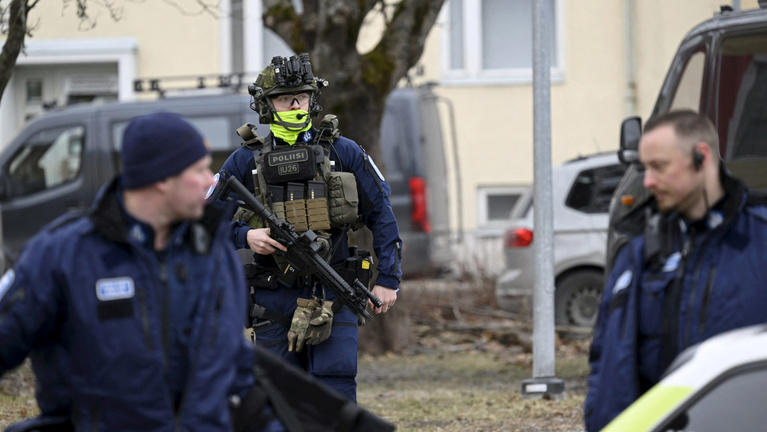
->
[[522, 0, 564, 398]]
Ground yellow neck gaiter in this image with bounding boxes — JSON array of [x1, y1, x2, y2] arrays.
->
[[270, 110, 312, 145]]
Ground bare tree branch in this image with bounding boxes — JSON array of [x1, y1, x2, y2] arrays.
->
[[0, 0, 33, 103], [162, 0, 219, 18]]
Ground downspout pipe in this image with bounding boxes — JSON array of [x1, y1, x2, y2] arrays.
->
[[625, 0, 637, 117]]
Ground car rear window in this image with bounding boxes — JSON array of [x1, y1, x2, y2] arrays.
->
[[565, 163, 626, 214]]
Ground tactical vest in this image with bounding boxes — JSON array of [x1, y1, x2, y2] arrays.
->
[[234, 115, 360, 239]]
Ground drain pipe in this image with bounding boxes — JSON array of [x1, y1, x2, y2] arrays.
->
[[433, 95, 463, 244], [625, 0, 637, 117]]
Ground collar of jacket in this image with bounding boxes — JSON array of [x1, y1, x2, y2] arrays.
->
[[639, 162, 748, 266], [89, 177, 234, 253]]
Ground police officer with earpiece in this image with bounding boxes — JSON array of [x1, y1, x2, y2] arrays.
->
[[217, 53, 402, 402], [585, 110, 767, 431]]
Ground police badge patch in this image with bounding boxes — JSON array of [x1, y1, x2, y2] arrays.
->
[[96, 277, 135, 320], [96, 277, 135, 301]]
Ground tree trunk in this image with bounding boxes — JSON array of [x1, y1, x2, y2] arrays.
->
[[262, 0, 445, 167], [0, 0, 34, 104]]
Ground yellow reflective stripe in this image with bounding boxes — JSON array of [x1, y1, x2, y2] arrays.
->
[[602, 385, 693, 432]]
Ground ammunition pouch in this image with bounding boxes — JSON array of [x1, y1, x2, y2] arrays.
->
[[327, 171, 359, 226]]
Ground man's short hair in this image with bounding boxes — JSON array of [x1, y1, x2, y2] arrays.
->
[[643, 110, 720, 156]]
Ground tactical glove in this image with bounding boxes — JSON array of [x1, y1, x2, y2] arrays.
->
[[305, 300, 335, 346], [287, 298, 319, 352]]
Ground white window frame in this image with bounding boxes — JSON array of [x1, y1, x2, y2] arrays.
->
[[440, 0, 565, 86], [476, 185, 529, 236]]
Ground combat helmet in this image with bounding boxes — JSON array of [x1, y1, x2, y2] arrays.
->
[[248, 53, 329, 124]]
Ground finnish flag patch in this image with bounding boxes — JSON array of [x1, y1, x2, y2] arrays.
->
[[96, 277, 135, 301]]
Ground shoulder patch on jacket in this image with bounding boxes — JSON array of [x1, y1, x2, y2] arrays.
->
[[0, 269, 15, 302]]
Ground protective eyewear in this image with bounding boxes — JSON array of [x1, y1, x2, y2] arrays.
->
[[272, 93, 310, 107]]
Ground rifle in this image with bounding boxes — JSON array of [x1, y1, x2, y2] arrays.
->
[[216, 174, 382, 322]]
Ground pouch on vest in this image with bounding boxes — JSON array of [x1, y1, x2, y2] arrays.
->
[[327, 171, 359, 225], [306, 180, 331, 230], [262, 145, 317, 184]]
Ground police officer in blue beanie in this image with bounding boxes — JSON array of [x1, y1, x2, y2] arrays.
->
[[0, 112, 255, 431]]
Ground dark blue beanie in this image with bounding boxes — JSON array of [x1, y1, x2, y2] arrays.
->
[[121, 112, 209, 189]]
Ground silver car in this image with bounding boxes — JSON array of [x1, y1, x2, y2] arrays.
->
[[495, 152, 626, 328]]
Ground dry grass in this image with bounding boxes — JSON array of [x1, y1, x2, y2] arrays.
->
[[358, 344, 588, 432], [0, 278, 591, 431]]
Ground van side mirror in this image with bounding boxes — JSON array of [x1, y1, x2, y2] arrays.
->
[[619, 116, 642, 165]]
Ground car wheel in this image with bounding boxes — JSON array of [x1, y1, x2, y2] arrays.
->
[[555, 270, 603, 328]]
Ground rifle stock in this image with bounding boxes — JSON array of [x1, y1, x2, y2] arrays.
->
[[221, 175, 382, 322]]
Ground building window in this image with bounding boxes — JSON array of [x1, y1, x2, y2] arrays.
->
[[443, 0, 563, 84], [477, 185, 528, 228], [26, 79, 42, 103]]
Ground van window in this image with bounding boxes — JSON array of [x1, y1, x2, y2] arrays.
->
[[670, 49, 706, 112], [3, 125, 84, 198], [565, 163, 626, 214], [111, 116, 233, 172], [717, 33, 767, 160]]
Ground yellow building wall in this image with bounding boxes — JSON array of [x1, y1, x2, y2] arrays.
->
[[27, 1, 222, 77], [413, 0, 759, 232]]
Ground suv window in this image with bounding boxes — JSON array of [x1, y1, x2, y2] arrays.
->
[[717, 33, 767, 159], [565, 163, 626, 214], [4, 125, 84, 198], [110, 116, 233, 172], [670, 49, 706, 112], [663, 364, 767, 431]]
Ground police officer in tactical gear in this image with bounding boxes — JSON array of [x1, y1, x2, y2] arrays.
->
[[0, 112, 255, 431], [217, 53, 402, 402]]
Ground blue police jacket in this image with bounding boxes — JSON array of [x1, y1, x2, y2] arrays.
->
[[584, 172, 767, 431], [0, 178, 254, 431], [219, 131, 402, 290]]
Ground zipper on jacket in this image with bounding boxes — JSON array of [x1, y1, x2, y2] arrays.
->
[[210, 288, 224, 348], [698, 266, 716, 334], [174, 250, 224, 429], [682, 231, 715, 348], [159, 258, 170, 365], [662, 235, 692, 370], [136, 285, 153, 349], [683, 261, 703, 349]]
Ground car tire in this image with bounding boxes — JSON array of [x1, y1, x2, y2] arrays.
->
[[555, 269, 603, 329]]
